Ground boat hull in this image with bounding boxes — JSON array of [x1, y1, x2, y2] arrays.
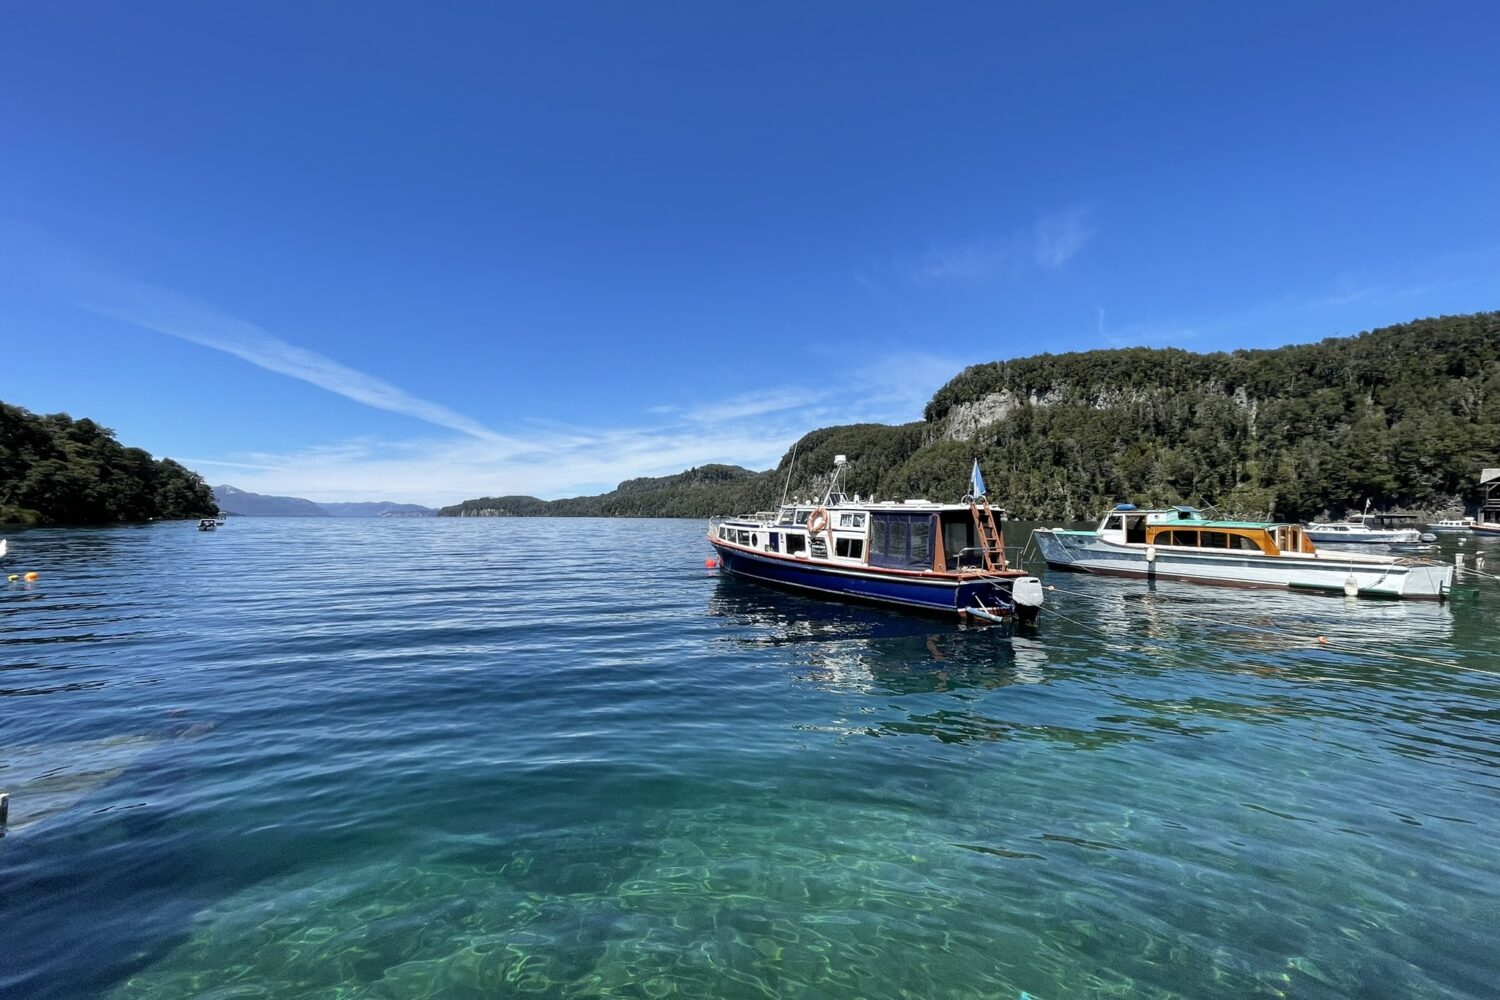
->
[[710, 540, 1037, 621], [1034, 529, 1453, 600]]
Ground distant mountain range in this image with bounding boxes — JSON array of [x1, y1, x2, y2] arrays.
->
[[211, 485, 435, 518]]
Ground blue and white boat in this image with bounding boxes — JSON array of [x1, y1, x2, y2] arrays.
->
[[707, 458, 1044, 623]]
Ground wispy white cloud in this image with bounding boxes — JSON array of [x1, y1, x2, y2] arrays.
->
[[907, 206, 1095, 281], [1095, 305, 1200, 348], [0, 220, 502, 441], [683, 388, 822, 424], [77, 278, 503, 442], [204, 350, 964, 504], [915, 240, 1025, 281], [4, 222, 966, 505], [1033, 207, 1095, 267]]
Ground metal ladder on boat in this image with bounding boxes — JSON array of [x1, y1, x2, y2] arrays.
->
[[969, 498, 1008, 572]]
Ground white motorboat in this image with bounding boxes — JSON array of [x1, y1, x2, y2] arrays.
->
[[1428, 517, 1475, 532], [1035, 505, 1453, 600], [1303, 508, 1421, 544]]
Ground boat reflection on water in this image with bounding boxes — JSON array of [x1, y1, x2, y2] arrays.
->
[[1039, 571, 1457, 681], [708, 574, 1050, 695]]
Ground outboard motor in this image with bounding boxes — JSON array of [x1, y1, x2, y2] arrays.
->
[[1010, 576, 1045, 625]]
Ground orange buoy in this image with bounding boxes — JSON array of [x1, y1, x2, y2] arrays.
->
[[23, 572, 39, 582], [705, 558, 717, 568], [1316, 636, 1328, 644]]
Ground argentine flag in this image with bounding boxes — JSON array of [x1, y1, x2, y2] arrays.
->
[[971, 459, 986, 498]]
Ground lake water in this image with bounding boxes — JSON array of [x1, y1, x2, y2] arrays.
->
[[2, 517, 1498, 1000]]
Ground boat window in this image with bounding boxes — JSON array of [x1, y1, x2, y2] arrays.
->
[[794, 510, 811, 525], [1106, 515, 1124, 531], [1173, 530, 1198, 546], [1234, 535, 1261, 552], [910, 525, 931, 567], [768, 533, 779, 552], [736, 530, 749, 545], [786, 534, 806, 554], [1201, 531, 1228, 549], [750, 533, 758, 547], [718, 527, 727, 540], [870, 512, 936, 569], [838, 512, 865, 528], [1126, 516, 1147, 544], [942, 520, 976, 569], [835, 538, 864, 559]]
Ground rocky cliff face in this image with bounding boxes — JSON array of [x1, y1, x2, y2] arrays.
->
[[936, 386, 1168, 441]]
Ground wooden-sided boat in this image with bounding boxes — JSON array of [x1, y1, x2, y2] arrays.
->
[[1428, 517, 1475, 533], [708, 458, 1043, 623], [1034, 505, 1453, 600]]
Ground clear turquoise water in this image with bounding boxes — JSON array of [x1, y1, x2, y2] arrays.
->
[[2, 518, 1498, 1000]]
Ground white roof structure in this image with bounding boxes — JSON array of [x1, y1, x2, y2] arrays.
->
[[1483, 468, 1500, 485]]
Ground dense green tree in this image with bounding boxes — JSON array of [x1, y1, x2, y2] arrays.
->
[[0, 403, 217, 524], [438, 311, 1500, 521]]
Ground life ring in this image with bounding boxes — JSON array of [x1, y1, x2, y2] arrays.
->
[[806, 507, 830, 537]]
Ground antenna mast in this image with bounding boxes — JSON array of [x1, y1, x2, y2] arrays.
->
[[779, 440, 800, 506]]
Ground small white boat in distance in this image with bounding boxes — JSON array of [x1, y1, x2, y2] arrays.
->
[[1035, 505, 1453, 600], [1428, 517, 1474, 532], [1303, 507, 1420, 544]]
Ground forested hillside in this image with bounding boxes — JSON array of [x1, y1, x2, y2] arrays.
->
[[1, 403, 217, 524], [451, 311, 1500, 521]]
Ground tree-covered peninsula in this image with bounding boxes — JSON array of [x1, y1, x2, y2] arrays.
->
[[1, 402, 217, 525], [442, 311, 1500, 522]]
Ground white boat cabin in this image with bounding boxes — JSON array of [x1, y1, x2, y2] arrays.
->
[[1095, 505, 1316, 556], [713, 492, 1009, 574]]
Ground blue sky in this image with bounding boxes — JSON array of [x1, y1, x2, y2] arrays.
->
[[3, 3, 1497, 504]]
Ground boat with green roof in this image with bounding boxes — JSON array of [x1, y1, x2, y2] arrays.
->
[[1034, 505, 1453, 600]]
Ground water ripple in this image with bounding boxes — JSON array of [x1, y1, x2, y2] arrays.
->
[[0, 519, 1497, 999]]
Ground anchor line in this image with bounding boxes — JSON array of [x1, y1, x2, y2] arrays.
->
[[1455, 563, 1500, 584]]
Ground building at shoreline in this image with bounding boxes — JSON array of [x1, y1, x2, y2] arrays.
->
[[1482, 469, 1500, 528]]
